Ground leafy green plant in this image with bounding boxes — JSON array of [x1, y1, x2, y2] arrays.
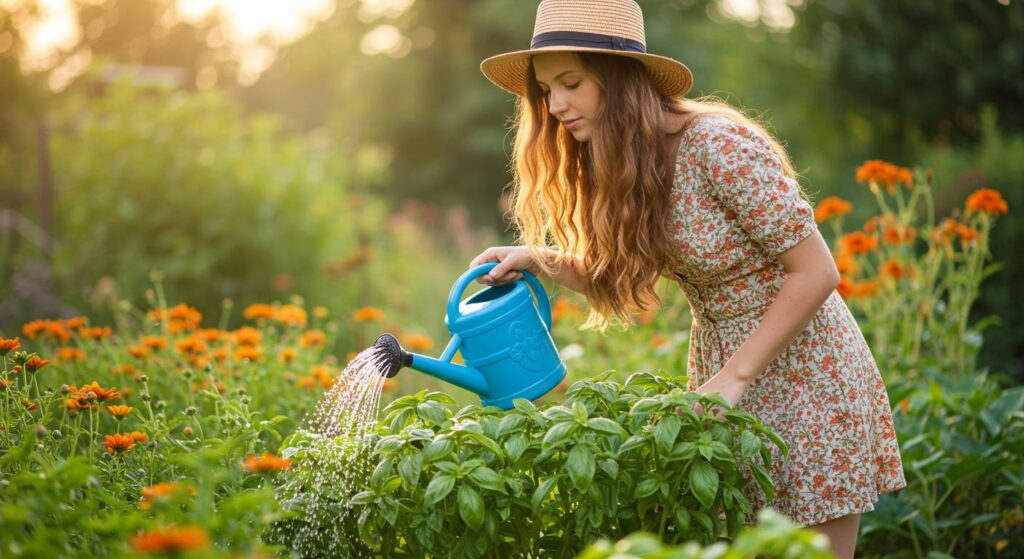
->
[[576, 508, 835, 559], [274, 371, 787, 558]]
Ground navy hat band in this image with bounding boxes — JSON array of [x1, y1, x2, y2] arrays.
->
[[530, 30, 646, 53]]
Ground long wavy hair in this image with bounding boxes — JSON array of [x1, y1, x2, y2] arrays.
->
[[509, 52, 798, 331]]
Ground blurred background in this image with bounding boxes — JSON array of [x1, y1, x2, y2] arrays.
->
[[1, 0, 1022, 382]]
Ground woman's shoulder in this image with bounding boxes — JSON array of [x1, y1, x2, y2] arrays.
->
[[682, 113, 766, 152]]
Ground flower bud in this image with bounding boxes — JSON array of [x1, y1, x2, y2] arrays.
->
[[154, 400, 167, 409], [51, 429, 63, 439], [139, 374, 149, 383], [35, 425, 47, 438], [183, 369, 194, 379], [183, 426, 194, 437], [185, 405, 198, 416], [141, 393, 152, 401]]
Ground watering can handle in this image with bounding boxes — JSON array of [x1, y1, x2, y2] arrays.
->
[[447, 262, 553, 331]]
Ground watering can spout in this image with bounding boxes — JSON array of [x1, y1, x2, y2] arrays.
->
[[372, 333, 490, 397]]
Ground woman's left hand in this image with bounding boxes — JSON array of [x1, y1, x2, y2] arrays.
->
[[693, 368, 754, 417]]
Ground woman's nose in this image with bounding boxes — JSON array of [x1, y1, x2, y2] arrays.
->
[[548, 91, 568, 115]]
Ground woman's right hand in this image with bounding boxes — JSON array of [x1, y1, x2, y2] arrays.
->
[[469, 246, 540, 285]]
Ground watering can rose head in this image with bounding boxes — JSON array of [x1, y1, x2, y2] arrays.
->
[[372, 263, 566, 410]]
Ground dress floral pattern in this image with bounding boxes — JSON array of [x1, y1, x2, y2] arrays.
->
[[668, 114, 906, 525]]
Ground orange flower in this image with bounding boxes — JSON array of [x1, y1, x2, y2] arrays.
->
[[965, 188, 1008, 216], [233, 326, 262, 346], [814, 196, 853, 223], [836, 276, 855, 299], [130, 526, 209, 553], [882, 224, 917, 246], [839, 232, 878, 255], [352, 306, 384, 323], [235, 345, 263, 363], [194, 328, 226, 343], [880, 259, 908, 280], [25, 356, 50, 373], [899, 399, 909, 414], [400, 334, 434, 351], [62, 316, 87, 330], [102, 433, 136, 454], [148, 303, 203, 332], [112, 363, 140, 378], [278, 347, 298, 364], [276, 304, 308, 327], [853, 280, 879, 298], [956, 224, 979, 244], [140, 482, 196, 510], [212, 346, 230, 362], [175, 336, 208, 355], [835, 254, 860, 277], [139, 336, 168, 351], [312, 365, 335, 389], [74, 381, 121, 402], [242, 452, 291, 473], [21, 399, 38, 411], [77, 326, 111, 340], [0, 337, 21, 356], [56, 347, 86, 362], [382, 377, 398, 392], [855, 160, 913, 193], [649, 334, 670, 348], [243, 304, 276, 321], [187, 354, 210, 369], [107, 405, 134, 419], [552, 298, 583, 324], [299, 329, 326, 348], [296, 376, 317, 389], [128, 345, 151, 359], [313, 306, 329, 319], [128, 431, 148, 443]]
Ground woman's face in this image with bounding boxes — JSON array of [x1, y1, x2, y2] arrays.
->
[[532, 52, 602, 142]]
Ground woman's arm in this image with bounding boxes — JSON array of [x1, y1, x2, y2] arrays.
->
[[695, 230, 840, 405], [535, 248, 588, 294]]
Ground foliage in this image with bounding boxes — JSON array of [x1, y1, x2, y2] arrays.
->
[[577, 508, 834, 559], [273, 372, 787, 558]]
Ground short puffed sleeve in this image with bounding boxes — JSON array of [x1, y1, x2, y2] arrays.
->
[[693, 116, 818, 256]]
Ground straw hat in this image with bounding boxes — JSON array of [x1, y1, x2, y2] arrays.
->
[[480, 0, 693, 98]]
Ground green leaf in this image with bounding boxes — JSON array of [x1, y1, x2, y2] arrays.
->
[[571, 401, 589, 424], [634, 476, 660, 499], [541, 406, 573, 422], [750, 464, 775, 502], [531, 476, 558, 513], [586, 417, 626, 436], [496, 414, 526, 438], [654, 414, 682, 455], [422, 436, 455, 463], [468, 466, 506, 493], [566, 444, 596, 492], [399, 453, 423, 489], [541, 421, 575, 451], [423, 474, 456, 506], [599, 458, 619, 479], [673, 506, 692, 533], [689, 459, 719, 509], [416, 402, 448, 425], [512, 398, 536, 414], [630, 397, 661, 415], [457, 485, 485, 530], [740, 431, 761, 459], [617, 434, 648, 455], [504, 433, 529, 463]]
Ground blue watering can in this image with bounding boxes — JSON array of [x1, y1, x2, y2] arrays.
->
[[373, 262, 566, 410]]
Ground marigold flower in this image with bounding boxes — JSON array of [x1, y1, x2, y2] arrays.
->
[[382, 377, 398, 392], [78, 326, 112, 340], [552, 298, 583, 324], [128, 345, 151, 359], [836, 276, 855, 299], [243, 304, 276, 321], [313, 306, 329, 319], [62, 316, 87, 330], [22, 319, 50, 341], [175, 337, 208, 355], [128, 431, 148, 443], [852, 280, 879, 298], [965, 188, 1008, 216], [243, 452, 291, 473], [649, 334, 669, 348], [107, 405, 134, 419], [102, 433, 136, 454], [140, 482, 197, 510], [296, 376, 316, 389], [233, 326, 262, 346], [814, 196, 853, 223], [839, 232, 878, 255], [74, 381, 121, 402], [276, 304, 308, 327], [235, 345, 263, 363], [856, 160, 913, 193], [278, 347, 298, 364], [352, 306, 384, 323], [187, 354, 210, 369], [130, 526, 209, 553], [835, 254, 860, 277], [56, 347, 86, 362], [139, 336, 167, 350], [882, 224, 917, 246], [400, 334, 434, 351], [212, 346, 230, 362], [0, 337, 21, 356], [194, 328, 226, 343], [25, 355, 50, 373], [21, 399, 39, 411], [956, 224, 979, 244], [299, 329, 327, 348], [880, 259, 909, 280], [148, 303, 203, 332], [112, 363, 140, 378]]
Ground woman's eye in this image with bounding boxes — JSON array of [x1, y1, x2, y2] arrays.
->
[[565, 82, 580, 90]]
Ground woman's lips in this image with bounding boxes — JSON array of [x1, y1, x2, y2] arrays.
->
[[563, 118, 581, 130]]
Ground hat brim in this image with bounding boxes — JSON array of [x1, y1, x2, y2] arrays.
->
[[481, 46, 693, 98]]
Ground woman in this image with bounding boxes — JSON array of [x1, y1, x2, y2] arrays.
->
[[468, 1, 905, 557]]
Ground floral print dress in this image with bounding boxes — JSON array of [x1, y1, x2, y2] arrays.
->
[[668, 114, 906, 525]]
